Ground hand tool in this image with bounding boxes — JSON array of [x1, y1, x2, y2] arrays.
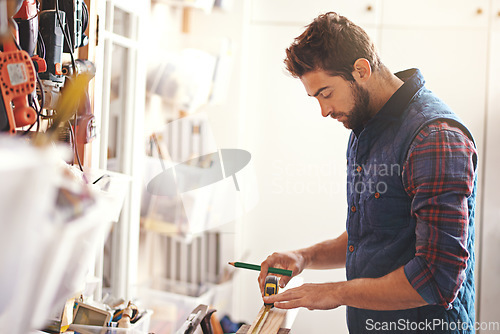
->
[[228, 262, 293, 277], [175, 304, 208, 334], [252, 275, 279, 334], [200, 308, 217, 334], [175, 304, 218, 334]]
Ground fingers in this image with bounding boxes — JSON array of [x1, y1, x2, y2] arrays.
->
[[278, 275, 291, 288], [258, 253, 287, 295], [258, 261, 269, 295], [258, 251, 301, 296], [266, 289, 301, 304], [263, 289, 304, 310], [274, 300, 304, 309]]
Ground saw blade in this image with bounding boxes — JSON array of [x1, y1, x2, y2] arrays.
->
[[251, 305, 272, 334]]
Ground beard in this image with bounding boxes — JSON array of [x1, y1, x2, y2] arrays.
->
[[335, 82, 371, 130]]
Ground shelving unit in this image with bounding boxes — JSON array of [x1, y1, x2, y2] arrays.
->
[[90, 0, 149, 301]]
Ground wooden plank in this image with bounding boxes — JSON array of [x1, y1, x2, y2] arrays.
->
[[237, 306, 288, 334], [236, 325, 290, 334]]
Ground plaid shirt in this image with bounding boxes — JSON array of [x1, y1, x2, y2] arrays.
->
[[402, 120, 477, 309]]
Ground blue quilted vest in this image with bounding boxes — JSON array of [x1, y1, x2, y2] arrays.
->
[[345, 69, 476, 333]]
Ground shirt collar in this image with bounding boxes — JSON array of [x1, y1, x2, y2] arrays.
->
[[353, 68, 425, 137]]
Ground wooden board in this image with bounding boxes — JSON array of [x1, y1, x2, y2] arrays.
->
[[236, 325, 290, 334], [236, 306, 288, 334]]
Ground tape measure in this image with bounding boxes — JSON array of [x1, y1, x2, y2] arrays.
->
[[252, 276, 279, 334]]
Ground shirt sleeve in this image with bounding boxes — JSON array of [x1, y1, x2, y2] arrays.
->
[[402, 121, 477, 309]]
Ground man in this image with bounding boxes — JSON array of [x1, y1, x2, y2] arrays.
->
[[258, 12, 477, 333]]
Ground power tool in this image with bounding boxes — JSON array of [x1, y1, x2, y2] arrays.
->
[[0, 0, 93, 140], [0, 29, 38, 133]]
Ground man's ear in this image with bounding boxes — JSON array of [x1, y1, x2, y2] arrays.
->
[[352, 58, 372, 83]]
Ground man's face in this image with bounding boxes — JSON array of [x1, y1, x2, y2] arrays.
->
[[300, 70, 371, 130]]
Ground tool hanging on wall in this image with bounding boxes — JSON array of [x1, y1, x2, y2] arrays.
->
[[62, 59, 96, 144], [13, 0, 38, 57], [0, 33, 38, 133], [1, 0, 47, 134], [40, 0, 88, 53], [0, 0, 93, 140]]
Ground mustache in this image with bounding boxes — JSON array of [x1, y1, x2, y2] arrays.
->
[[330, 112, 347, 119]]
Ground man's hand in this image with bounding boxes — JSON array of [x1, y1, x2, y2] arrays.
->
[[262, 267, 428, 311], [263, 283, 342, 310], [258, 233, 348, 296], [258, 251, 306, 295]]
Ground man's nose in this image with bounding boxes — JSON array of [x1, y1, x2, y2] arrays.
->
[[319, 101, 331, 117]]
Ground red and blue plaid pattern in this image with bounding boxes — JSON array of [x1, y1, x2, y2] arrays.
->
[[403, 121, 477, 308]]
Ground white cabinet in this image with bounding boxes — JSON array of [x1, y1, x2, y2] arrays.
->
[[251, 0, 381, 26], [478, 0, 500, 328], [378, 27, 488, 154], [381, 0, 489, 28], [379, 1, 488, 153], [492, 0, 500, 30]]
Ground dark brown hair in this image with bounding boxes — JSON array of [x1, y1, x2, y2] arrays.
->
[[284, 12, 381, 80]]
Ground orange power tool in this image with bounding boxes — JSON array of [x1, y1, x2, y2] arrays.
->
[[0, 42, 37, 133], [0, 5, 39, 137]]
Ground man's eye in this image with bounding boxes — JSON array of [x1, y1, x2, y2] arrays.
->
[[322, 92, 332, 99]]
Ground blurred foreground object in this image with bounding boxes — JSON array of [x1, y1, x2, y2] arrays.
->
[[0, 136, 126, 333]]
